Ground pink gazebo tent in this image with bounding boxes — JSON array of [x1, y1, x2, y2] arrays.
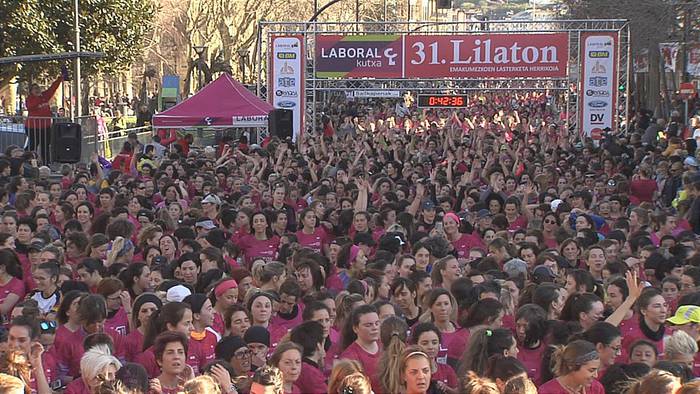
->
[[152, 73, 272, 129]]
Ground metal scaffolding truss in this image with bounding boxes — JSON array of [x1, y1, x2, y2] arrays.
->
[[256, 19, 630, 137]]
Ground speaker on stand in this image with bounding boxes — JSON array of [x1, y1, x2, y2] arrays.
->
[[52, 122, 82, 163], [268, 109, 293, 139]]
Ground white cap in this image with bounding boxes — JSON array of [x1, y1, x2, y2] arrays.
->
[[550, 199, 564, 212], [166, 285, 192, 303]]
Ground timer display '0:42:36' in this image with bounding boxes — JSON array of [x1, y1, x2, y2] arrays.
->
[[417, 95, 470, 108]]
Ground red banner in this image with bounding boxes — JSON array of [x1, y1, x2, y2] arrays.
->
[[314, 33, 569, 79]]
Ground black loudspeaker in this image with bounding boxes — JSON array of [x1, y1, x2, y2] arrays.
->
[[268, 109, 293, 139], [52, 122, 82, 163]]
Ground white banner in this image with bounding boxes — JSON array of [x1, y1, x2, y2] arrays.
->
[[660, 42, 680, 72], [580, 33, 617, 138], [232, 115, 268, 127], [269, 36, 304, 142], [687, 44, 700, 77], [350, 90, 401, 98]]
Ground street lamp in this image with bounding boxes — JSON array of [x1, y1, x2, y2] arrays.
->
[[192, 45, 208, 91], [237, 48, 250, 84]]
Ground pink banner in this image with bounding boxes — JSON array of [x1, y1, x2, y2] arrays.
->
[[314, 33, 569, 79], [404, 33, 568, 78]]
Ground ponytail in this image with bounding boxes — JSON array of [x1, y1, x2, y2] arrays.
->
[[377, 316, 408, 394], [142, 301, 190, 351], [459, 328, 515, 377]]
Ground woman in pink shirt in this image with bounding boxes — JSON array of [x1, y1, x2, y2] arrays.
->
[[303, 301, 335, 375], [182, 294, 218, 375], [135, 301, 194, 378], [0, 249, 25, 322], [96, 278, 131, 335], [515, 304, 549, 385], [539, 340, 605, 394], [124, 293, 162, 362], [621, 287, 669, 356], [211, 279, 239, 336], [296, 208, 330, 255], [339, 305, 381, 392], [411, 322, 458, 394], [458, 328, 519, 377], [580, 322, 622, 379], [290, 320, 328, 394], [541, 212, 561, 249], [270, 341, 304, 394], [419, 288, 467, 367], [54, 290, 86, 381], [442, 212, 483, 260], [237, 212, 280, 266]]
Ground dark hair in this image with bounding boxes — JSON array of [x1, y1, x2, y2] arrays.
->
[[57, 290, 86, 324], [341, 304, 378, 351], [143, 302, 191, 350], [567, 269, 597, 293], [484, 355, 526, 383], [78, 294, 107, 325], [463, 298, 504, 329], [560, 293, 603, 323], [290, 321, 324, 358], [0, 250, 23, 279], [115, 363, 150, 394], [532, 283, 563, 317], [458, 328, 515, 376], [580, 322, 621, 347], [302, 301, 331, 321], [10, 315, 40, 340], [410, 322, 442, 344], [515, 304, 548, 347], [153, 331, 189, 361], [599, 363, 652, 394]]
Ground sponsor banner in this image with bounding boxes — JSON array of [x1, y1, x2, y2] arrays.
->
[[269, 35, 304, 142], [659, 42, 680, 72], [404, 33, 568, 78], [350, 90, 401, 98], [232, 115, 268, 127], [687, 43, 700, 77], [314, 33, 568, 79], [634, 48, 649, 73], [315, 35, 403, 78], [580, 32, 617, 139]]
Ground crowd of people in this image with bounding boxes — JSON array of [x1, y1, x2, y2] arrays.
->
[[1, 84, 700, 394]]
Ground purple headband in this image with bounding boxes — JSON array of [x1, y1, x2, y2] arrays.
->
[[443, 212, 460, 225], [349, 245, 361, 264]]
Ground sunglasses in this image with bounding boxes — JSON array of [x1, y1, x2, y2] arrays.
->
[[40, 321, 57, 332]]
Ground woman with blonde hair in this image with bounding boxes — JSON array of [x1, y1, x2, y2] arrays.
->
[[663, 330, 698, 369], [539, 340, 604, 394], [182, 375, 222, 394], [337, 372, 372, 394], [65, 344, 122, 393], [459, 371, 499, 394], [106, 237, 135, 267], [377, 316, 409, 394], [393, 346, 432, 394], [626, 370, 681, 394], [328, 360, 364, 394]]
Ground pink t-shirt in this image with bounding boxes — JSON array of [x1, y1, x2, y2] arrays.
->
[[237, 235, 280, 265], [124, 329, 144, 362], [517, 343, 547, 385], [339, 342, 381, 391], [295, 228, 329, 254], [297, 360, 327, 394], [187, 331, 218, 375], [29, 350, 58, 394], [445, 328, 470, 363], [432, 362, 458, 389], [621, 318, 665, 357], [507, 215, 528, 231], [539, 378, 605, 394], [0, 277, 25, 319], [270, 304, 305, 334], [212, 311, 226, 337], [64, 378, 90, 394], [451, 234, 484, 259], [105, 307, 129, 335]]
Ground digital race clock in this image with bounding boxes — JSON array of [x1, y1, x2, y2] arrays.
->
[[417, 94, 469, 108]]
